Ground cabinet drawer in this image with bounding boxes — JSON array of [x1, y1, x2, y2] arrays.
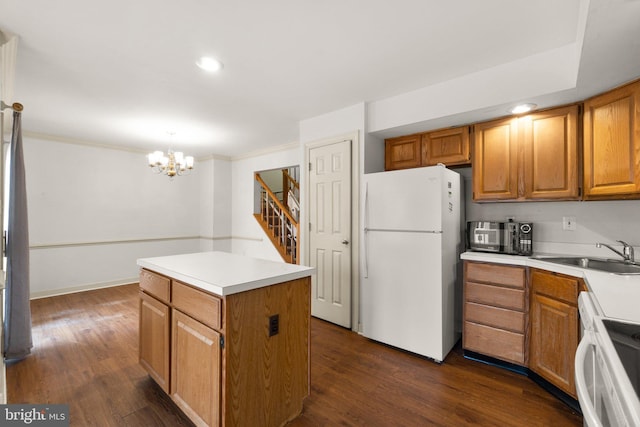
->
[[172, 281, 222, 330], [140, 269, 170, 303], [465, 302, 526, 333], [465, 262, 525, 289], [465, 282, 525, 311], [531, 269, 579, 305], [464, 321, 525, 365]]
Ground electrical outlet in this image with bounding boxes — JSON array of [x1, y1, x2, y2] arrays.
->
[[269, 314, 279, 336], [563, 216, 576, 231]]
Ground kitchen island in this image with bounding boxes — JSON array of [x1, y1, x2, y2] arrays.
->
[[137, 251, 315, 427]]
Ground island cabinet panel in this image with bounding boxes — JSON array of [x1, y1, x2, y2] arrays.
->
[[139, 265, 311, 427], [583, 79, 640, 199], [140, 269, 170, 303], [529, 269, 579, 398], [139, 291, 170, 393], [463, 261, 528, 365], [171, 309, 221, 427], [223, 277, 310, 427], [172, 281, 222, 330]]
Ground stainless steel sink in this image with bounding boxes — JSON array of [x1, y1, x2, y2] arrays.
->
[[533, 256, 640, 274]]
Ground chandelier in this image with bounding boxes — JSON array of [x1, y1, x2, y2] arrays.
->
[[147, 149, 195, 177]]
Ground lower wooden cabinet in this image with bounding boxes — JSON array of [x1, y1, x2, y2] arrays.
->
[[463, 261, 527, 365], [171, 309, 221, 427], [463, 261, 582, 404], [529, 269, 580, 398], [139, 268, 311, 427], [139, 290, 170, 393]]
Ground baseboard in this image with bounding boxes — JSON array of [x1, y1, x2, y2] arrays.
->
[[463, 350, 581, 414], [30, 278, 138, 300]]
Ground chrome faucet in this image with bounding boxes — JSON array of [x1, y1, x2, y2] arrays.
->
[[596, 240, 635, 263]]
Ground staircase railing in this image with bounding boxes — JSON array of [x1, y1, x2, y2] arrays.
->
[[282, 168, 299, 210], [254, 172, 299, 264]]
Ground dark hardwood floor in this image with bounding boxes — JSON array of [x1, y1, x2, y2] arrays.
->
[[7, 284, 583, 426]]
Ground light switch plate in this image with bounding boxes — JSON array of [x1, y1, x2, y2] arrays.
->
[[563, 216, 576, 231]]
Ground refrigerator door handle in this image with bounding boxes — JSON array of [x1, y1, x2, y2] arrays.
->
[[364, 183, 369, 278]]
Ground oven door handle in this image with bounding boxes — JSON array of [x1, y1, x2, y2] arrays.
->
[[575, 332, 603, 427]]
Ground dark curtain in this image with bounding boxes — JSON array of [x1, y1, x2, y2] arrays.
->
[[4, 109, 32, 360]]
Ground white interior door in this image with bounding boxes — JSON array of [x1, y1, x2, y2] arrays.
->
[[309, 140, 352, 328]]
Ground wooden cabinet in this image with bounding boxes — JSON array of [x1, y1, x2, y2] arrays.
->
[[171, 309, 221, 427], [385, 126, 471, 170], [139, 269, 171, 393], [472, 117, 519, 201], [463, 261, 528, 365], [583, 79, 640, 200], [421, 126, 470, 166], [472, 105, 580, 201], [523, 106, 580, 200], [529, 269, 580, 398], [385, 134, 422, 170], [139, 268, 311, 427], [139, 290, 170, 393]]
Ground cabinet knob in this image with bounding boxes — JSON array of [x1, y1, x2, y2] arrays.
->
[[341, 240, 349, 245]]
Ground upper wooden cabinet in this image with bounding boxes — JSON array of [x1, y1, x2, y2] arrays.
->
[[385, 134, 422, 171], [421, 126, 471, 167], [472, 117, 519, 201], [385, 126, 471, 171], [583, 79, 640, 200], [472, 105, 580, 201], [523, 105, 580, 200]]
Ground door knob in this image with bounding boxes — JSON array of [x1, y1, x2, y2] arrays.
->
[[341, 240, 349, 245]]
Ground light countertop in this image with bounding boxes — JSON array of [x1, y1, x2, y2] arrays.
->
[[137, 251, 315, 296], [461, 251, 640, 324]]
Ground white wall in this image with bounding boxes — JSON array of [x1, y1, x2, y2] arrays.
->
[[459, 168, 640, 257], [230, 144, 301, 261], [25, 136, 202, 297], [198, 157, 232, 252]]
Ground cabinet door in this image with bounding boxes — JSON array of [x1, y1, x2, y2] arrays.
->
[[523, 105, 580, 200], [421, 126, 471, 166], [583, 80, 640, 199], [139, 291, 170, 393], [385, 134, 422, 170], [172, 310, 221, 427], [472, 118, 519, 200], [529, 271, 579, 398]]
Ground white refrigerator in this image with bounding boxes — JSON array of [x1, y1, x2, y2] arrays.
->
[[362, 165, 463, 362]]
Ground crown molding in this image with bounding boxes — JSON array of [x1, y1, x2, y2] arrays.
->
[[22, 130, 296, 162]]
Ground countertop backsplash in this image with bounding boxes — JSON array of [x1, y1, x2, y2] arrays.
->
[[458, 167, 640, 260]]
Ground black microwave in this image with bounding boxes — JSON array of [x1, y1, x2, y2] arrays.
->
[[467, 221, 533, 255]]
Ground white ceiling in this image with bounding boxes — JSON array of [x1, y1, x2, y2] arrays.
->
[[1, 0, 640, 158]]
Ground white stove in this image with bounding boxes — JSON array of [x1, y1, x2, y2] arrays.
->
[[576, 292, 640, 426]]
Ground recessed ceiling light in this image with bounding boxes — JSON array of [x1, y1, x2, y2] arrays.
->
[[196, 56, 223, 72], [509, 103, 537, 115]]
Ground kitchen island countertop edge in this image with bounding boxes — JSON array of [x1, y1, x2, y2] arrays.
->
[[137, 251, 315, 296]]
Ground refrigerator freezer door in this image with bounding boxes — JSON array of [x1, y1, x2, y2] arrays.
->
[[365, 167, 444, 232], [362, 230, 447, 361]]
